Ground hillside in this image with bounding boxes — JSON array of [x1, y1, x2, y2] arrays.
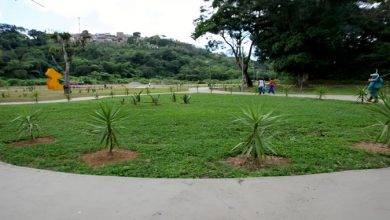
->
[[0, 24, 241, 86]]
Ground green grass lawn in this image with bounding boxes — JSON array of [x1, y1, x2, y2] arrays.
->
[[0, 94, 389, 178]]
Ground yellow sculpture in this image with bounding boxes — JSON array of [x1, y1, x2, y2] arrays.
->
[[45, 68, 63, 90]]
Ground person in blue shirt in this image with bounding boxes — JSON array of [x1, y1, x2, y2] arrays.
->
[[367, 70, 384, 103]]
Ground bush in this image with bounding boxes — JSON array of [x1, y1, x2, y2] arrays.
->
[[11, 110, 42, 140], [232, 106, 282, 163], [89, 102, 127, 154]]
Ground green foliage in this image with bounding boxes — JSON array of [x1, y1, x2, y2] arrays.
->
[[182, 94, 191, 104], [65, 93, 71, 102], [125, 88, 130, 96], [171, 92, 177, 102], [31, 90, 39, 103], [11, 110, 42, 140], [0, 23, 239, 83], [110, 90, 114, 98], [149, 94, 160, 106], [282, 85, 292, 97], [315, 86, 328, 100], [120, 98, 125, 105], [133, 90, 142, 103], [370, 93, 390, 146], [232, 106, 282, 162], [357, 87, 368, 104], [94, 93, 99, 100], [89, 103, 126, 153], [130, 95, 138, 105]]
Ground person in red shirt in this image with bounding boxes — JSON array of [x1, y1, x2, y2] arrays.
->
[[268, 79, 276, 94]]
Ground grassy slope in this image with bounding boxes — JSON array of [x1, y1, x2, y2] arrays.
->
[[0, 94, 389, 178]]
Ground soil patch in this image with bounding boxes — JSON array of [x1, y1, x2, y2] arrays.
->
[[9, 136, 56, 147], [226, 155, 290, 170], [82, 148, 139, 167], [353, 142, 390, 154]]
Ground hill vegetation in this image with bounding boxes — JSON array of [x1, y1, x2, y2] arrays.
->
[[0, 23, 242, 86]]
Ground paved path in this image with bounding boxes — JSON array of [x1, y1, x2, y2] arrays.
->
[[1, 87, 358, 105], [189, 87, 358, 102], [0, 162, 389, 220]]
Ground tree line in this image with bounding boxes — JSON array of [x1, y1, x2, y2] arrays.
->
[[194, 0, 389, 87], [0, 23, 241, 86]]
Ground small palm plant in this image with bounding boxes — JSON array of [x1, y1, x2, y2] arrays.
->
[[12, 110, 42, 140], [89, 103, 126, 154], [149, 94, 160, 106], [134, 90, 142, 102], [171, 92, 177, 102], [315, 86, 328, 100], [131, 95, 138, 105], [65, 93, 71, 102], [232, 106, 282, 163], [370, 93, 390, 146], [356, 87, 367, 104], [31, 90, 39, 103], [110, 89, 115, 98], [282, 85, 292, 97], [182, 94, 191, 104]]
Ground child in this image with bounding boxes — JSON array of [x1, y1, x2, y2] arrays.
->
[[268, 79, 276, 94], [258, 78, 265, 95]]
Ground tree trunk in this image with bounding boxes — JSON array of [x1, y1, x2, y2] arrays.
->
[[297, 73, 309, 91], [62, 42, 71, 95], [242, 63, 253, 87]]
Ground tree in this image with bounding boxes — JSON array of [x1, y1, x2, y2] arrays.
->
[[193, 0, 257, 87], [250, 0, 389, 87]]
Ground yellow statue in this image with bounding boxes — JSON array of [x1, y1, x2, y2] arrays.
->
[[45, 68, 63, 90]]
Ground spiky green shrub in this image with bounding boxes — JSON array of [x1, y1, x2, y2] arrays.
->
[[282, 85, 292, 97], [65, 93, 71, 102], [149, 94, 160, 106], [182, 94, 191, 104], [31, 90, 39, 103], [129, 94, 137, 105], [133, 90, 142, 102], [171, 92, 177, 102], [12, 110, 42, 140], [370, 93, 390, 146], [110, 90, 114, 98], [356, 87, 367, 103], [232, 106, 282, 163], [315, 86, 328, 100], [89, 103, 126, 154]]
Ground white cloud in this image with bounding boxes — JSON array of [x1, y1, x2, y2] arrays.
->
[[23, 0, 205, 45]]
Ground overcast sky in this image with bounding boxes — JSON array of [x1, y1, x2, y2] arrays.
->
[[0, 0, 210, 47]]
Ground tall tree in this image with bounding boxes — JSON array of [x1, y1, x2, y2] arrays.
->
[[193, 0, 257, 87]]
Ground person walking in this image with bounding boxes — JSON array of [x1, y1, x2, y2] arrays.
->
[[268, 78, 276, 94], [367, 70, 384, 103], [258, 78, 265, 95]]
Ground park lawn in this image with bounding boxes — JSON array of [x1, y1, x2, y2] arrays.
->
[[0, 94, 389, 178]]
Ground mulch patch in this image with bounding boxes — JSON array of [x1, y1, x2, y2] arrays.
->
[[353, 142, 390, 154], [226, 155, 290, 170], [82, 148, 139, 167], [8, 136, 56, 147]]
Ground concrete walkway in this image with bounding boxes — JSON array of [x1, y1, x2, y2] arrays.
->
[[0, 87, 359, 105], [0, 162, 389, 220]]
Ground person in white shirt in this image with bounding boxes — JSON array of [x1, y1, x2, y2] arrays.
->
[[258, 79, 265, 94]]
